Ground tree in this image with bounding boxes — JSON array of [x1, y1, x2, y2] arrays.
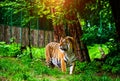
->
[[1, 0, 100, 62], [44, 0, 66, 42], [44, 0, 91, 62], [109, 0, 120, 42]]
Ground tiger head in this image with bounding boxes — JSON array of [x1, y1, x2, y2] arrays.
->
[[59, 36, 75, 53]]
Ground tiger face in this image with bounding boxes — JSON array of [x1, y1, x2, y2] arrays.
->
[[45, 36, 76, 74], [60, 36, 75, 53], [59, 38, 69, 51]]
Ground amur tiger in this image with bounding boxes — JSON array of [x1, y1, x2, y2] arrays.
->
[[45, 36, 76, 74]]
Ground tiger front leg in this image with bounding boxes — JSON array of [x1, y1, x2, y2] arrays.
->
[[69, 63, 75, 74], [46, 58, 51, 67], [61, 59, 66, 73]]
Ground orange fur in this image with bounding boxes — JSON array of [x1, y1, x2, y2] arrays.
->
[[45, 36, 76, 74]]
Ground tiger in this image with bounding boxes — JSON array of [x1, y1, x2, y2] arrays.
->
[[45, 36, 76, 74]]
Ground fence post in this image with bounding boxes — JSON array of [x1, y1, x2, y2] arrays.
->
[[10, 10, 13, 43], [28, 21, 33, 59], [37, 18, 39, 47], [20, 11, 22, 46]]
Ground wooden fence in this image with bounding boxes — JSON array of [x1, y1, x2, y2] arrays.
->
[[0, 24, 53, 47]]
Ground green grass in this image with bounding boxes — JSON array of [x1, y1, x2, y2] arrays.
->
[[0, 43, 120, 81], [32, 47, 45, 59], [0, 57, 119, 81]]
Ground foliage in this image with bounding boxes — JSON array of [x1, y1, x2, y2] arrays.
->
[[1, 57, 119, 81], [0, 0, 120, 80], [103, 55, 120, 74], [0, 0, 116, 47], [82, 24, 116, 45], [0, 43, 120, 81], [88, 44, 108, 60], [0, 42, 21, 57], [101, 39, 120, 74], [73, 60, 120, 81], [81, 0, 116, 45], [31, 47, 45, 59], [0, 46, 63, 81], [75, 61, 101, 74], [0, 0, 49, 27], [75, 41, 120, 75]]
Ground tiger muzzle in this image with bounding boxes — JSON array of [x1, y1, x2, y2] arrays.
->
[[60, 45, 68, 51]]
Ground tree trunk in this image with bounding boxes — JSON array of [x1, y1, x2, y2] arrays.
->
[[109, 0, 120, 41], [63, 0, 90, 62], [66, 12, 90, 62], [53, 24, 66, 42], [51, 8, 66, 42], [28, 22, 33, 59], [28, 0, 33, 59], [49, 0, 91, 62]]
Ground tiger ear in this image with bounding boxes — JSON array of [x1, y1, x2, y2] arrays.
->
[[66, 36, 74, 41], [60, 36, 65, 43], [60, 37, 64, 43]]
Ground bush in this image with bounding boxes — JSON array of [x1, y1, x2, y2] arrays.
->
[[0, 42, 21, 57], [75, 61, 101, 74], [103, 39, 120, 74]]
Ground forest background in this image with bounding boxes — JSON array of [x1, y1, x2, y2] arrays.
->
[[0, 0, 120, 81]]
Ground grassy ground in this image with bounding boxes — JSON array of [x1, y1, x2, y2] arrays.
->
[[1, 57, 120, 81], [0, 44, 120, 81]]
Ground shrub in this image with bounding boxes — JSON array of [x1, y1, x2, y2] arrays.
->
[[0, 42, 21, 57], [75, 60, 101, 74], [75, 61, 87, 73], [103, 39, 120, 74]]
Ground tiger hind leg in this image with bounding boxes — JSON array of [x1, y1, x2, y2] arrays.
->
[[45, 48, 51, 67], [61, 59, 66, 73]]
